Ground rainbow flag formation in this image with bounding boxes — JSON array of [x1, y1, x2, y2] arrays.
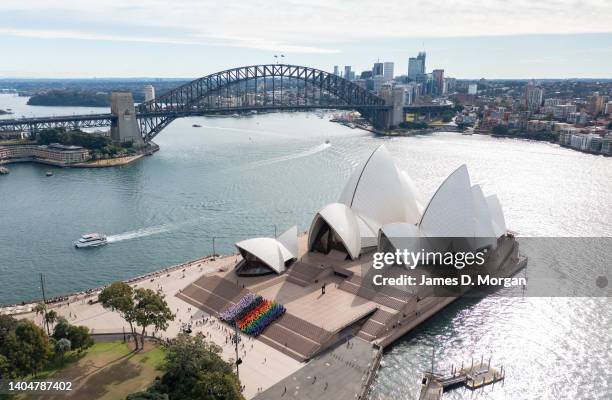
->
[[220, 293, 286, 337]]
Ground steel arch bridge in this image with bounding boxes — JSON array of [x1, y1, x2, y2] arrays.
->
[[0, 64, 391, 142], [135, 64, 389, 141]]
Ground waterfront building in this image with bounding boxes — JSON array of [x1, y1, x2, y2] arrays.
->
[[408, 52, 426, 79], [383, 62, 394, 80], [308, 145, 423, 259], [0, 143, 91, 164], [143, 85, 155, 102]]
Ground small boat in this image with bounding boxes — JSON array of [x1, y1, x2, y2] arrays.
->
[[75, 233, 107, 248], [0, 166, 9, 175], [231, 113, 240, 118], [192, 124, 202, 128], [325, 140, 330, 144], [46, 171, 53, 177]]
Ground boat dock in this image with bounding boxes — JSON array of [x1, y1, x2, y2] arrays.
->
[[418, 357, 505, 400]]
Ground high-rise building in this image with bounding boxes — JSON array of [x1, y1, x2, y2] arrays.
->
[[432, 69, 444, 95], [468, 83, 478, 95], [605, 101, 612, 115], [524, 84, 544, 111], [143, 85, 155, 102], [383, 62, 394, 80], [344, 66, 352, 80], [408, 52, 426, 79], [333, 65, 339, 76], [373, 62, 384, 76], [587, 92, 604, 115], [360, 71, 373, 79]]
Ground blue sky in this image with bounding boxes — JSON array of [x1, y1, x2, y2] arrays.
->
[[1, 0, 611, 79]]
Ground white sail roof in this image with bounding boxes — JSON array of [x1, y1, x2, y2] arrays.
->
[[277, 225, 298, 258], [419, 165, 476, 238], [379, 222, 422, 253], [471, 185, 497, 249], [235, 228, 297, 274], [486, 194, 507, 238], [338, 145, 423, 226], [308, 203, 361, 259]]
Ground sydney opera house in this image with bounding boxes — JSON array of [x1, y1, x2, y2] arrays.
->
[[177, 145, 527, 361]]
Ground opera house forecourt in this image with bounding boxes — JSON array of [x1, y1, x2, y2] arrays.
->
[[176, 144, 527, 363]]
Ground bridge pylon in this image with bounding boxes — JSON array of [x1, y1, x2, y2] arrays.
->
[[110, 92, 144, 147]]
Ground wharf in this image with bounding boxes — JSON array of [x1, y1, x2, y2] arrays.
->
[[419, 360, 505, 400]]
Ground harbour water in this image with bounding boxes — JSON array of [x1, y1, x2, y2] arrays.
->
[[1, 94, 611, 399]]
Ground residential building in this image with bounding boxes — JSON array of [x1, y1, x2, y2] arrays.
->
[[468, 84, 478, 95], [524, 84, 544, 112]]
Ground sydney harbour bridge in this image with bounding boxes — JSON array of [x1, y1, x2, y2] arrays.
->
[[0, 64, 450, 143]]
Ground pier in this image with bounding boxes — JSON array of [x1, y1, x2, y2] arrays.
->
[[419, 356, 505, 400]]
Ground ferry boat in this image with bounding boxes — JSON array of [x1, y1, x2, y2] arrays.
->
[[75, 233, 107, 248]]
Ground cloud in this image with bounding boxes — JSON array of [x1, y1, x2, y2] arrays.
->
[[0, 0, 611, 52]]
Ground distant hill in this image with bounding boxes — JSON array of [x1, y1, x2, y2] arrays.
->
[[27, 90, 116, 107]]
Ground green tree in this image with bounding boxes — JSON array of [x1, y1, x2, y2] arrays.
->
[[161, 333, 242, 400], [55, 338, 71, 363], [441, 110, 455, 123], [52, 317, 71, 341], [133, 289, 175, 349], [67, 325, 92, 351], [9, 320, 52, 377], [45, 310, 58, 330], [99, 282, 139, 349], [33, 302, 49, 335], [492, 124, 509, 136], [126, 390, 169, 400]]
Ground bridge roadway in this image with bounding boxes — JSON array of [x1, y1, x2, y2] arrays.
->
[[0, 104, 451, 134]]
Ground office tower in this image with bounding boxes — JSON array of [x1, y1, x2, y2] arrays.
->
[[143, 85, 155, 102], [383, 62, 394, 80], [360, 71, 373, 79], [344, 66, 352, 80], [408, 51, 426, 79], [373, 62, 384, 76], [333, 65, 339, 76]]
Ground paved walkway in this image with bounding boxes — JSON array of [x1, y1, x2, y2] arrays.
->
[[254, 337, 377, 400], [19, 255, 302, 399]]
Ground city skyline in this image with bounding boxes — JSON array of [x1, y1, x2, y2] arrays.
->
[[1, 0, 612, 79]]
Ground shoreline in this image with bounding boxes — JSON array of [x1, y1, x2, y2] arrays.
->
[[0, 251, 235, 314], [0, 142, 159, 169]]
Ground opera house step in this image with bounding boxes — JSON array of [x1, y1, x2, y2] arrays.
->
[[177, 275, 333, 362], [356, 308, 398, 341], [286, 261, 328, 287], [338, 275, 415, 311]]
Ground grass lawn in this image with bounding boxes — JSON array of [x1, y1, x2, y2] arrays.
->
[[22, 341, 165, 400]]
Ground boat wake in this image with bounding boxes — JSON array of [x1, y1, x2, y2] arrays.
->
[[106, 224, 171, 243], [248, 142, 331, 168]]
